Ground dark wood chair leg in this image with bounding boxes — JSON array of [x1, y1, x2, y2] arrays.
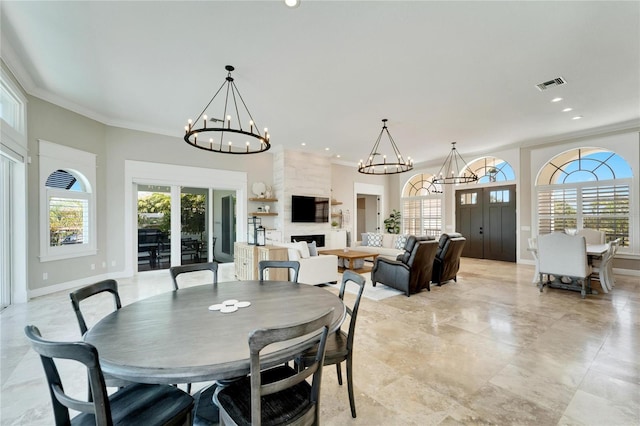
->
[[346, 357, 356, 418], [336, 363, 343, 385]]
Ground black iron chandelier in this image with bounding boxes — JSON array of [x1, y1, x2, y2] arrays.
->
[[183, 65, 270, 154], [431, 142, 478, 186], [358, 119, 413, 175]]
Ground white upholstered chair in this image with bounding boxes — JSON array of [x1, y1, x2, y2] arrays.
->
[[576, 228, 605, 244], [527, 237, 539, 284], [608, 238, 621, 287], [537, 232, 593, 298], [591, 242, 613, 292]]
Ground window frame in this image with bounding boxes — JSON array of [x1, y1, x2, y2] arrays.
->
[[536, 178, 632, 248], [39, 140, 97, 261], [401, 173, 444, 237], [534, 147, 634, 253]]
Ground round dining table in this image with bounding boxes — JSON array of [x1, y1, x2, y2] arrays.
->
[[84, 280, 345, 385]]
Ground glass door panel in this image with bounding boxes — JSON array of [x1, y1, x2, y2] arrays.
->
[[180, 187, 208, 265], [1, 155, 12, 308], [137, 185, 171, 271]]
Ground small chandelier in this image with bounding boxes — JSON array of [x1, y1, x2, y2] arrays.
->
[[183, 65, 270, 154], [358, 119, 413, 175], [431, 142, 478, 186]]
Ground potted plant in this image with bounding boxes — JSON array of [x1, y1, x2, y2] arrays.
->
[[331, 220, 339, 229], [384, 209, 401, 234]]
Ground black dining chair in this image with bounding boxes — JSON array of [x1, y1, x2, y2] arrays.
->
[[297, 269, 366, 418], [169, 261, 218, 290], [24, 325, 194, 426], [69, 279, 130, 395], [258, 260, 300, 283], [169, 262, 218, 393], [70, 279, 122, 336], [216, 309, 333, 426]]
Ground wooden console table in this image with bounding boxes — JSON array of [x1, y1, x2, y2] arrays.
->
[[234, 243, 288, 280]]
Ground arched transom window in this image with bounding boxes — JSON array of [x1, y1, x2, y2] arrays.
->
[[536, 147, 632, 249], [401, 173, 442, 237], [465, 156, 516, 184]]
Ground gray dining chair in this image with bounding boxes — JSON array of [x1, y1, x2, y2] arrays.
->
[[69, 279, 130, 394], [24, 325, 194, 426], [169, 261, 218, 290], [258, 260, 300, 282], [297, 270, 366, 418], [216, 309, 333, 426]]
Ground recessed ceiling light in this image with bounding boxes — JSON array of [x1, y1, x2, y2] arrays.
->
[[301, 142, 306, 146], [284, 0, 301, 8], [562, 107, 573, 112], [325, 147, 330, 151], [551, 97, 563, 103], [572, 115, 583, 120], [336, 155, 341, 158]]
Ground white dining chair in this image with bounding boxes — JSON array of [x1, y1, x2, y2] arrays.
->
[[576, 228, 605, 244], [591, 242, 613, 292], [528, 237, 539, 284], [537, 232, 592, 298], [607, 238, 621, 287]]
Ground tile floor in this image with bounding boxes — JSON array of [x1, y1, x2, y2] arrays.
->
[[1, 259, 638, 425]]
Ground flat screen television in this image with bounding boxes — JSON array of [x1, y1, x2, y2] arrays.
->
[[291, 195, 330, 223]]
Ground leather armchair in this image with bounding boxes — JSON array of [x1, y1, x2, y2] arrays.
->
[[432, 233, 466, 285], [371, 236, 438, 296]]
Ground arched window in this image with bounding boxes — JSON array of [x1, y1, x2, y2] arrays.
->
[[401, 173, 442, 237], [465, 156, 516, 184], [46, 169, 90, 246], [39, 140, 97, 261], [536, 148, 632, 248]]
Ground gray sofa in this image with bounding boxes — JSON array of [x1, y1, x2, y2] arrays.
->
[[354, 233, 408, 260]]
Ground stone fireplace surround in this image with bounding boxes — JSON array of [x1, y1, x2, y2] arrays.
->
[[273, 150, 334, 246]]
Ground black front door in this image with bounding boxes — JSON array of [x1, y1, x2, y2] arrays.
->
[[456, 185, 516, 262]]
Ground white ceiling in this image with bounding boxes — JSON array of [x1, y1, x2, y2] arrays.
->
[[2, 1, 639, 166]]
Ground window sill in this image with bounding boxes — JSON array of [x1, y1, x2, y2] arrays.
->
[[39, 249, 98, 263]]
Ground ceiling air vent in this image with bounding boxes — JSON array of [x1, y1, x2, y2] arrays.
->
[[535, 77, 566, 91]]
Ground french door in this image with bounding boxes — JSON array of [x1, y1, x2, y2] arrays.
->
[[1, 155, 12, 308], [456, 185, 516, 262]]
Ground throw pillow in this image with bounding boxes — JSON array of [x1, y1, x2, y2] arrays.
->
[[293, 240, 311, 258], [287, 247, 301, 261], [360, 233, 369, 246], [395, 234, 409, 249], [368, 233, 383, 247], [307, 241, 318, 256]]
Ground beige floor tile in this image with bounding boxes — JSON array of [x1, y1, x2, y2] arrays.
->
[[2, 258, 639, 425]]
